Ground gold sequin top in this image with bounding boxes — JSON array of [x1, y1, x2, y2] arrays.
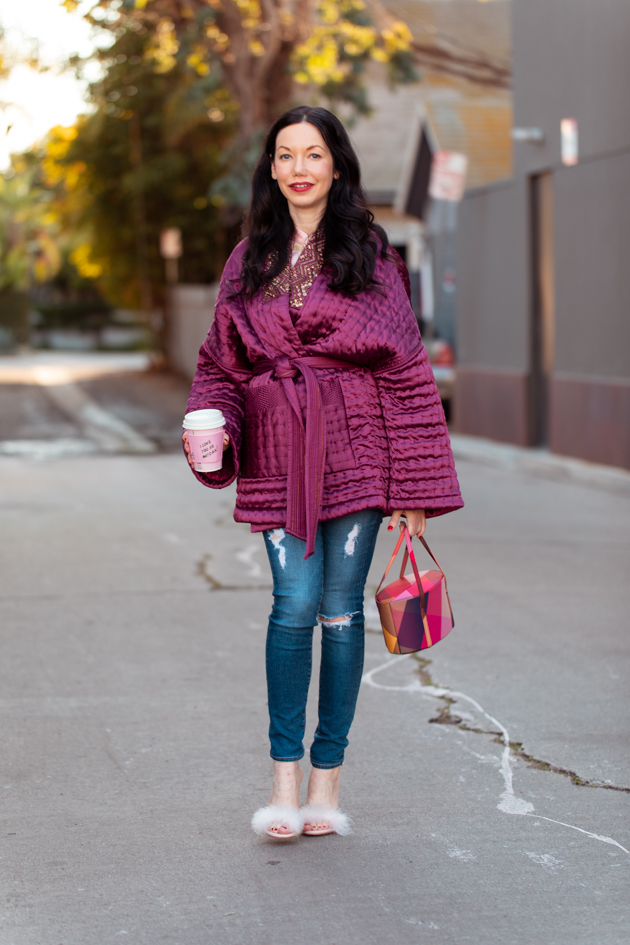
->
[[262, 225, 325, 310]]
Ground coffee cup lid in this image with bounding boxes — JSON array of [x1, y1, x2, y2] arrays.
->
[[183, 408, 225, 431]]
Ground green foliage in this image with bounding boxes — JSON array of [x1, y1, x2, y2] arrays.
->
[[73, 1, 418, 210], [0, 161, 61, 292], [293, 0, 418, 117], [46, 20, 235, 308], [39, 0, 417, 305]]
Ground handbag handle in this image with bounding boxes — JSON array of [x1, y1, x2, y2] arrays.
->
[[376, 527, 429, 615], [400, 535, 445, 580]]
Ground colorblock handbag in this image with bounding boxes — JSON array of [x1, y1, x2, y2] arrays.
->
[[376, 527, 454, 654]]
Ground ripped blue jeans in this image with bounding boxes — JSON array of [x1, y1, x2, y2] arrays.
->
[[263, 509, 382, 769]]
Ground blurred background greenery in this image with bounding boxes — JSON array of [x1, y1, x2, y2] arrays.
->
[[0, 0, 417, 350]]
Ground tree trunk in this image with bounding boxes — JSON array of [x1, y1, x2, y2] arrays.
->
[[217, 0, 313, 140]]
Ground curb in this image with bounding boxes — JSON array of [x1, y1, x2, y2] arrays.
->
[[450, 434, 630, 495]]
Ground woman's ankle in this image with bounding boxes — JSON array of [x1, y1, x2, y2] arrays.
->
[[269, 760, 303, 807], [272, 759, 303, 779], [306, 765, 341, 807]]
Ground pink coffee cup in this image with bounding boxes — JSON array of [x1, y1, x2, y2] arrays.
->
[[183, 409, 226, 472]]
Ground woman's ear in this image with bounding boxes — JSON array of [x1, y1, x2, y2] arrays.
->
[[333, 170, 340, 180], [270, 156, 277, 180]]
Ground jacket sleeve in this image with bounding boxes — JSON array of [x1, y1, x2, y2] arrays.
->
[[185, 253, 252, 489], [370, 260, 463, 518]]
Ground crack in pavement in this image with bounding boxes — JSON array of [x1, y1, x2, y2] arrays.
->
[[501, 739, 629, 793], [428, 699, 630, 793], [361, 654, 630, 857], [417, 654, 629, 792]]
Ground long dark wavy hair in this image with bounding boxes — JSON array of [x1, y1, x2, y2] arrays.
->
[[237, 105, 391, 298]]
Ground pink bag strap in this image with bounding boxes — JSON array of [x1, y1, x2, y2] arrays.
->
[[376, 527, 427, 615], [376, 528, 406, 594], [400, 535, 445, 580]]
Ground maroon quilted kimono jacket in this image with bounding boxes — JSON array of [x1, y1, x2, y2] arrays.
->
[[187, 239, 463, 556]]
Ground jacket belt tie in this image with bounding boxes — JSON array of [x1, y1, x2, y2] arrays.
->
[[253, 355, 356, 559]]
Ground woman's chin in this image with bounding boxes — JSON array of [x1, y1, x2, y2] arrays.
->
[[283, 190, 328, 212]]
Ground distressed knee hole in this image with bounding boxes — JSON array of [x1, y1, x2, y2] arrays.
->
[[318, 613, 354, 629]]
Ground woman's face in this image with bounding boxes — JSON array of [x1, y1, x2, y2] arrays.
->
[[271, 121, 338, 221]]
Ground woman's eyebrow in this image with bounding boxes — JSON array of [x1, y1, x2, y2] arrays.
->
[[277, 144, 324, 151]]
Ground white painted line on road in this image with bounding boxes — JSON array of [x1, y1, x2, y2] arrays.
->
[[362, 656, 630, 856], [0, 352, 152, 383], [32, 367, 156, 455], [0, 354, 157, 455], [0, 439, 97, 460]]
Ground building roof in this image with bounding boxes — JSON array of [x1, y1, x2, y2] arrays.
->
[[348, 0, 514, 204]]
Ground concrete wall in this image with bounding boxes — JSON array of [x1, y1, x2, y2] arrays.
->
[[167, 284, 218, 379], [454, 0, 630, 467]]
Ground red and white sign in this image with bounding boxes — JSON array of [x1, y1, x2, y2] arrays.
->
[[428, 151, 469, 203]]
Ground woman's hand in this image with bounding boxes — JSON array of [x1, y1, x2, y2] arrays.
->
[[388, 509, 426, 538], [183, 431, 230, 469]]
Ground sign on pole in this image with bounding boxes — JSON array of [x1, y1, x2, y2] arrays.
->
[[160, 228, 183, 259], [428, 151, 469, 203], [160, 227, 182, 285]]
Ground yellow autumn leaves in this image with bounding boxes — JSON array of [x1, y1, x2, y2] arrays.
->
[[295, 1, 413, 87], [0, 161, 62, 291], [139, 0, 412, 82]]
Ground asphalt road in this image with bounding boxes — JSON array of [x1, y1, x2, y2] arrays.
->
[[0, 353, 629, 945]]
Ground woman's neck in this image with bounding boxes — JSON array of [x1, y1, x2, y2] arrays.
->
[[288, 205, 325, 236]]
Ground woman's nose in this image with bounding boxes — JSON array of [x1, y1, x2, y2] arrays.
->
[[293, 154, 307, 176]]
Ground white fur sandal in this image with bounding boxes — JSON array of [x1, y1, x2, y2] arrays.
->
[[251, 805, 304, 839], [301, 804, 352, 837]]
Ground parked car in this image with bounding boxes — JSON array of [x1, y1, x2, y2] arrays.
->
[[425, 337, 455, 404]]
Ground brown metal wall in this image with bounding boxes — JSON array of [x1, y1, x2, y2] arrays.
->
[[454, 0, 630, 468], [454, 180, 530, 446], [553, 153, 630, 378]]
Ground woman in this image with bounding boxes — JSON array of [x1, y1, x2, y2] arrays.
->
[[185, 105, 463, 839]]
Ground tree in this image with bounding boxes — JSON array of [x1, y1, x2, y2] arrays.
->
[[0, 160, 61, 293], [0, 157, 63, 347], [68, 0, 416, 206], [45, 25, 236, 308], [69, 0, 414, 133], [45, 0, 415, 308]]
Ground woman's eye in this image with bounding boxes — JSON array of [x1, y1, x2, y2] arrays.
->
[[310, 153, 321, 159]]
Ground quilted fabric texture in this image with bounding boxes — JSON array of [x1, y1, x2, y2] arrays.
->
[[186, 239, 464, 539]]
